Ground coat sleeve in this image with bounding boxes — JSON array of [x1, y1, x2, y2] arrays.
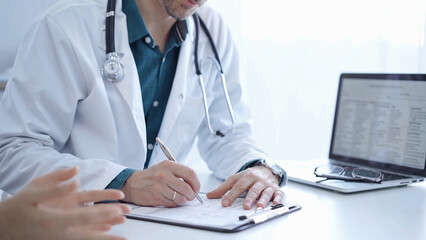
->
[[195, 7, 270, 180], [0, 15, 125, 195]]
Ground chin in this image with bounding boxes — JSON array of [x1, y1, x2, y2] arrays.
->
[[170, 9, 198, 20]]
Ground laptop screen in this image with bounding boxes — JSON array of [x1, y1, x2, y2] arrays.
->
[[329, 74, 426, 175]]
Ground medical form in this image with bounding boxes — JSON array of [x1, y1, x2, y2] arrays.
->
[[125, 193, 301, 232]]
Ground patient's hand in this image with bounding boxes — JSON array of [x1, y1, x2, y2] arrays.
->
[[0, 167, 130, 240]]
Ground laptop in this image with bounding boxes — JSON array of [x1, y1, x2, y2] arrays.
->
[[286, 73, 426, 193]]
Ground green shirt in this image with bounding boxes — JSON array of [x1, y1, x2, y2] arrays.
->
[[106, 0, 186, 189], [123, 0, 187, 167]]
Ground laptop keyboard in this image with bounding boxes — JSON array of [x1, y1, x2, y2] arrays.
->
[[382, 172, 411, 181]]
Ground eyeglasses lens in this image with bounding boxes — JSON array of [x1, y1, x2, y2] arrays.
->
[[315, 165, 344, 175], [352, 168, 382, 179]]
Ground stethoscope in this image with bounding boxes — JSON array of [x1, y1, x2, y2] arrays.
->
[[102, 0, 235, 137]]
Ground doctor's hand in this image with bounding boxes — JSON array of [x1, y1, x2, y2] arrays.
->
[[0, 167, 130, 240], [121, 160, 201, 207], [206, 166, 284, 210]]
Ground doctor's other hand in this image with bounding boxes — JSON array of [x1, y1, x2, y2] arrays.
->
[[121, 160, 201, 207], [206, 166, 284, 210], [0, 167, 130, 240]]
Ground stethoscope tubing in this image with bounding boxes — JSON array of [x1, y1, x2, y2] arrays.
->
[[105, 0, 116, 54], [193, 13, 236, 137], [104, 0, 235, 136], [193, 13, 223, 74]]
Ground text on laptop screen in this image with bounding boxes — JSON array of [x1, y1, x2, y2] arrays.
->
[[332, 78, 426, 170]]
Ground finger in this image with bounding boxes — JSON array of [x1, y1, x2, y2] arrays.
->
[[95, 224, 112, 232], [206, 174, 240, 199], [105, 215, 127, 226], [165, 161, 201, 194], [90, 216, 126, 229], [158, 193, 179, 208], [130, 185, 179, 207], [93, 224, 113, 232], [243, 182, 267, 210], [222, 177, 253, 207], [66, 228, 127, 240], [84, 203, 129, 219], [75, 214, 126, 231], [77, 189, 125, 204], [60, 204, 124, 227], [256, 187, 276, 209], [31, 166, 79, 188], [167, 188, 188, 205], [272, 190, 285, 205], [89, 234, 127, 240], [75, 223, 113, 232], [29, 180, 78, 204], [118, 204, 131, 214], [167, 177, 195, 201], [87, 233, 127, 240]]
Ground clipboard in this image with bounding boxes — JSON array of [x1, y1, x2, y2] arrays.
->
[[125, 193, 301, 233]]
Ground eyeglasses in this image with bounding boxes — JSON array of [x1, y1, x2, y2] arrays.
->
[[314, 165, 384, 183]]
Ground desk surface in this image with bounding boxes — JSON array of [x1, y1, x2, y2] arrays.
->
[[110, 161, 426, 240]]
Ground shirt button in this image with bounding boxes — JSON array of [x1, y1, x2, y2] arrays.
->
[[178, 93, 184, 99], [147, 143, 154, 150], [153, 101, 159, 107], [162, 57, 166, 63], [144, 36, 152, 44]]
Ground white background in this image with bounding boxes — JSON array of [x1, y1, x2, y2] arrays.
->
[[207, 0, 426, 160]]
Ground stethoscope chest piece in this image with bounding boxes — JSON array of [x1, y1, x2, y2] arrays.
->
[[102, 0, 235, 136], [102, 52, 125, 82]]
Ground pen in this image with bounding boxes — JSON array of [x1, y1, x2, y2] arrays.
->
[[155, 137, 203, 204], [239, 204, 285, 221]]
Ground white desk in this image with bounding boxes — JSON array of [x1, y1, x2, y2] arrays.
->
[[110, 162, 426, 240]]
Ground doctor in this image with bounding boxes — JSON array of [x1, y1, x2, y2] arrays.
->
[[0, 0, 286, 210]]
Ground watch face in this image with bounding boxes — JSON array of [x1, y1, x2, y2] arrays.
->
[[272, 164, 279, 171], [270, 164, 282, 176]]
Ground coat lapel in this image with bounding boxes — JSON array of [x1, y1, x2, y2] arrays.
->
[[103, 0, 147, 154], [157, 18, 196, 145]]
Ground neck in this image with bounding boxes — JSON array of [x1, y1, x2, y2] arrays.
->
[[136, 0, 176, 53]]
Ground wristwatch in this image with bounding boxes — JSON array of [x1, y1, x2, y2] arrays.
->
[[254, 159, 286, 187]]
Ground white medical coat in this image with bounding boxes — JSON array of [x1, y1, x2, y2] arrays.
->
[[0, 0, 268, 194]]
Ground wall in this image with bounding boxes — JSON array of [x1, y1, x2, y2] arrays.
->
[[207, 0, 426, 160]]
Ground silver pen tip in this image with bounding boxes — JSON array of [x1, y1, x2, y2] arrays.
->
[[196, 194, 203, 204]]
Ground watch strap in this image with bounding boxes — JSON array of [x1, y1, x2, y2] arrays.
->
[[242, 159, 287, 187]]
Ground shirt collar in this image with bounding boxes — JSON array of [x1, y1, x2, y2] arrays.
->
[[122, 0, 188, 44]]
